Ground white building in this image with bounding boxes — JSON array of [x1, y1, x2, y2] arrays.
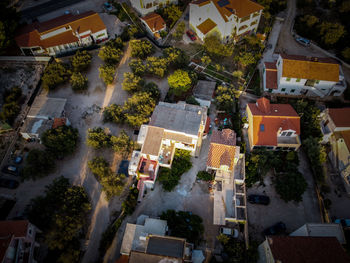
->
[[263, 54, 347, 97], [130, 0, 178, 16], [129, 102, 209, 201], [15, 11, 107, 56], [189, 0, 263, 42]]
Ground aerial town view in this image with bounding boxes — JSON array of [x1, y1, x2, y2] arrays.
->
[[1, 0, 350, 262]]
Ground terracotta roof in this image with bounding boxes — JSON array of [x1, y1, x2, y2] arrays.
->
[[0, 220, 29, 237], [15, 11, 106, 48], [211, 129, 236, 145], [328, 108, 350, 127], [247, 98, 300, 146], [264, 61, 277, 70], [197, 18, 217, 35], [52, 118, 67, 129], [280, 54, 339, 82], [340, 130, 350, 149], [141, 13, 166, 33], [265, 69, 278, 89], [141, 126, 164, 156], [0, 235, 13, 262], [268, 236, 350, 263]]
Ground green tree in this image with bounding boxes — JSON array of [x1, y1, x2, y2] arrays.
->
[[186, 95, 200, 105], [0, 102, 20, 124], [342, 47, 350, 60], [274, 172, 307, 202], [236, 51, 256, 66], [300, 14, 319, 28], [143, 82, 161, 101], [22, 149, 55, 179], [163, 47, 189, 68], [145, 56, 169, 77], [42, 62, 71, 90], [201, 55, 211, 66], [0, 1, 19, 53], [160, 210, 204, 243], [204, 34, 234, 57], [233, 70, 243, 79], [103, 104, 125, 124], [122, 187, 139, 215], [111, 130, 135, 155], [99, 45, 123, 64], [71, 50, 92, 72], [123, 92, 156, 127], [163, 4, 182, 27], [129, 58, 146, 76], [197, 171, 214, 181], [215, 85, 236, 112], [99, 64, 115, 85], [70, 72, 88, 91], [303, 137, 327, 181], [168, 69, 192, 96], [122, 72, 144, 93], [173, 21, 185, 39], [42, 125, 79, 158], [86, 127, 111, 149], [319, 22, 345, 45], [130, 39, 154, 59]]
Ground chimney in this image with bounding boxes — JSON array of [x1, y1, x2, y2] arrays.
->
[[256, 97, 271, 114]]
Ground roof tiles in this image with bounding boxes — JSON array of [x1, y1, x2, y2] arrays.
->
[[141, 13, 166, 33], [328, 108, 350, 127]]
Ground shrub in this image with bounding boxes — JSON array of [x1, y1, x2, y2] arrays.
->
[[215, 85, 237, 112], [197, 171, 214, 181], [111, 130, 135, 155], [186, 96, 200, 105], [172, 21, 185, 40], [103, 104, 125, 124], [99, 64, 115, 85], [204, 34, 234, 57], [168, 69, 192, 96], [86, 127, 111, 149], [143, 82, 161, 101], [274, 172, 307, 202], [122, 72, 144, 93], [129, 58, 146, 76], [98, 45, 123, 64], [145, 56, 169, 77], [22, 149, 55, 179], [70, 72, 88, 91], [71, 50, 92, 72], [163, 47, 189, 68], [42, 62, 71, 90]]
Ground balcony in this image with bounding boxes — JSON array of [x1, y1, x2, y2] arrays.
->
[[277, 135, 299, 145], [137, 157, 158, 181], [159, 143, 175, 166]]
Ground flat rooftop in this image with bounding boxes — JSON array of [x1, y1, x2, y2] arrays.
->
[[27, 95, 66, 119], [21, 118, 53, 136], [149, 102, 207, 136], [146, 236, 185, 259]]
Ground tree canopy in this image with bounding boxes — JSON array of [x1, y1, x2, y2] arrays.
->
[[42, 125, 79, 158], [0, 86, 22, 125], [22, 149, 56, 180], [162, 5, 182, 27], [99, 64, 115, 85], [42, 62, 71, 90], [215, 85, 237, 112], [122, 72, 144, 93], [130, 39, 154, 59], [168, 69, 192, 96], [99, 45, 123, 64], [111, 130, 135, 156], [0, 1, 19, 53], [86, 127, 111, 149], [71, 50, 92, 72], [70, 72, 88, 91], [203, 34, 234, 57], [274, 172, 307, 202]]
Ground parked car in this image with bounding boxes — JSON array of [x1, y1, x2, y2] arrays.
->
[[220, 227, 239, 238], [263, 222, 286, 236], [2, 165, 19, 176], [14, 156, 23, 164], [104, 2, 113, 11], [295, 37, 310, 46], [335, 219, 350, 228], [248, 194, 270, 205], [0, 178, 19, 189], [186, 30, 197, 41]]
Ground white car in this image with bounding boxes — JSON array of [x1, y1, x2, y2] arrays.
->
[[220, 227, 239, 238]]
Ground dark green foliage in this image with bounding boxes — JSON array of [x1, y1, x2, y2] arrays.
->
[[145, 56, 169, 77], [71, 50, 92, 72], [88, 157, 125, 199], [99, 45, 123, 65], [42, 125, 79, 158], [86, 127, 111, 149], [257, 0, 286, 15], [0, 86, 22, 125], [197, 171, 214, 181], [22, 149, 55, 179], [103, 104, 125, 124], [215, 85, 237, 112], [163, 47, 189, 68], [42, 62, 71, 90], [217, 234, 247, 263], [0, 1, 19, 53], [186, 96, 200, 105], [160, 210, 204, 243], [142, 82, 161, 102], [130, 39, 154, 59], [99, 64, 115, 85], [158, 149, 192, 191], [70, 72, 88, 91], [122, 72, 144, 93], [203, 34, 234, 57], [111, 130, 135, 156], [25, 176, 91, 263], [157, 4, 182, 27], [129, 58, 147, 76], [274, 172, 307, 202], [303, 137, 327, 182], [122, 187, 139, 215]]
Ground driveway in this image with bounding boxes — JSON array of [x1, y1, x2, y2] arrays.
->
[[247, 150, 322, 241]]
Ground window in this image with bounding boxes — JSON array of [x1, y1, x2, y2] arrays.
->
[[281, 132, 287, 136], [277, 61, 280, 66], [268, 89, 273, 92], [286, 77, 291, 81], [291, 89, 295, 93], [260, 124, 265, 132], [286, 132, 293, 136], [281, 88, 286, 92], [296, 78, 301, 82]]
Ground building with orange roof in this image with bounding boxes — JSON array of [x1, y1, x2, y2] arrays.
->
[[0, 220, 40, 263], [263, 53, 346, 97], [246, 97, 301, 151], [206, 129, 246, 225], [15, 11, 107, 56], [130, 0, 177, 16], [140, 13, 166, 40], [189, 0, 263, 42], [320, 107, 350, 193]]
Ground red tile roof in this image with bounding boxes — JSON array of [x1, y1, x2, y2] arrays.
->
[[247, 98, 300, 146], [211, 129, 236, 145], [141, 13, 166, 33], [15, 11, 106, 48], [268, 236, 350, 263], [328, 108, 350, 127], [0, 220, 29, 237], [52, 118, 67, 129]]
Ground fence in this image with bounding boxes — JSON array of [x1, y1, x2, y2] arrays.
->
[[0, 56, 51, 62]]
